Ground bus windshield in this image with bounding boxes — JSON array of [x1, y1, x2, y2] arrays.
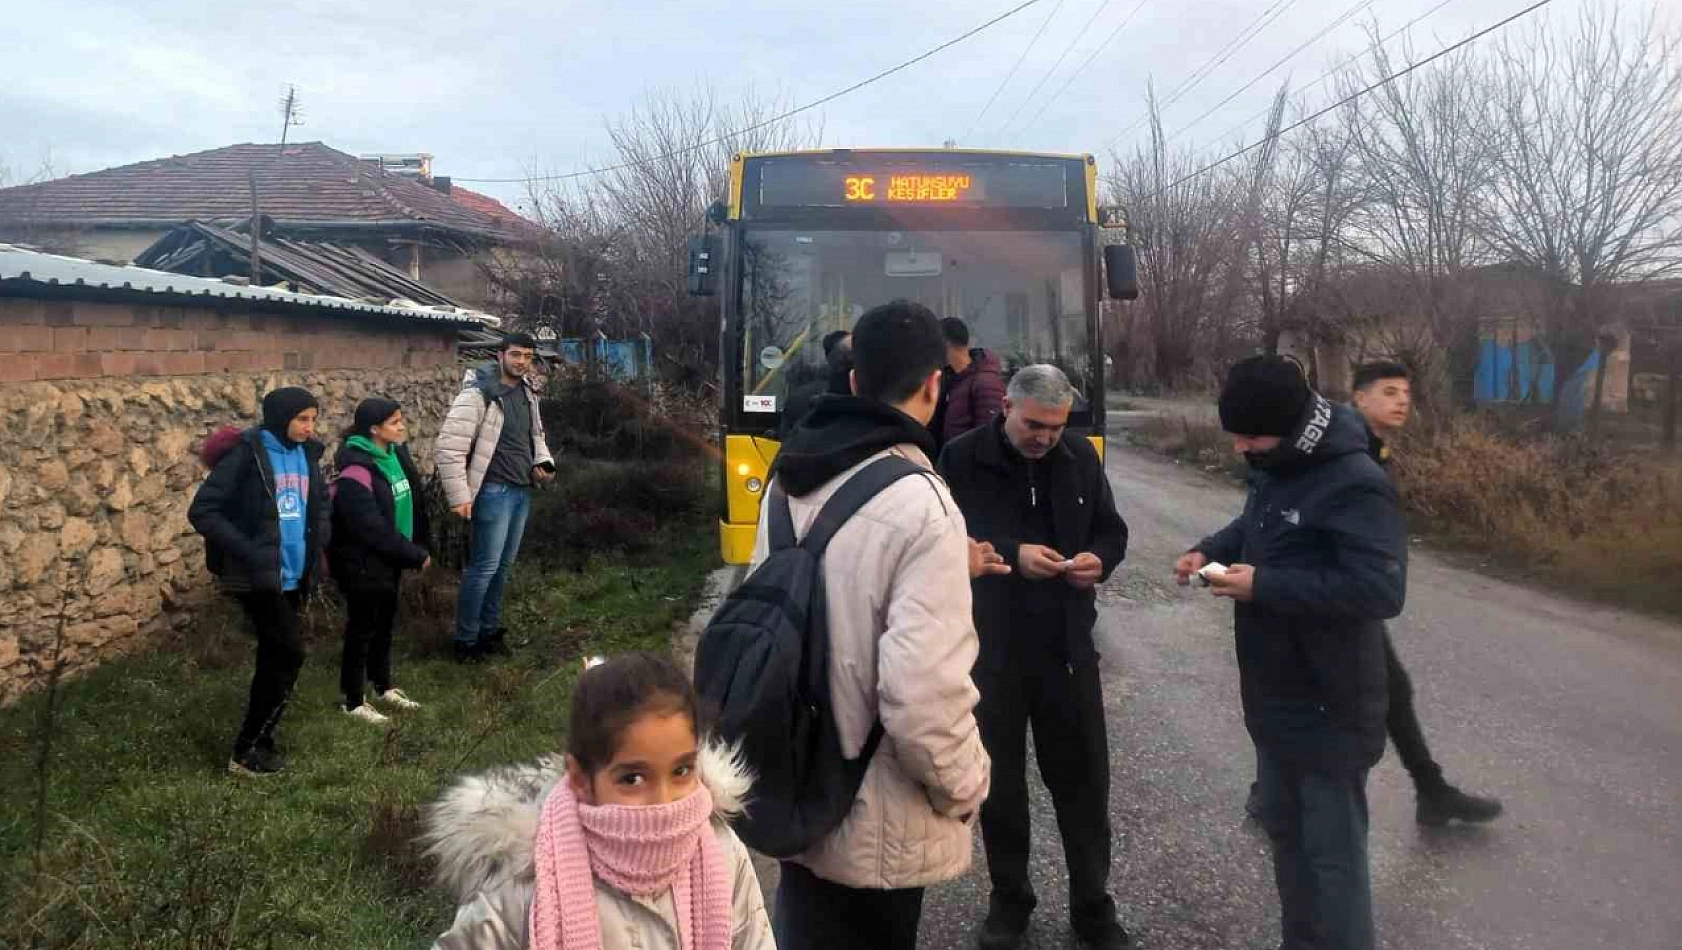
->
[[739, 229, 1094, 412]]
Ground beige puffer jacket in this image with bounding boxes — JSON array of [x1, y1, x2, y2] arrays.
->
[[750, 444, 991, 890], [434, 365, 555, 508], [421, 740, 773, 950]]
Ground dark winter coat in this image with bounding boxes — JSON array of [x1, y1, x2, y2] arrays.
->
[[940, 349, 1006, 445], [188, 428, 330, 595], [328, 442, 431, 594], [938, 418, 1128, 670], [1194, 397, 1408, 772]]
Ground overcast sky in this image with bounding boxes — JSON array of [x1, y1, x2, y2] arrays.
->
[[0, 0, 1628, 213]]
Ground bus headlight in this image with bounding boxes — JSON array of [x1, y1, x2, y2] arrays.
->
[[745, 476, 764, 494]]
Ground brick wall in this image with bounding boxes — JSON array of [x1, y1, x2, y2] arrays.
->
[[0, 298, 460, 384], [0, 294, 470, 704]]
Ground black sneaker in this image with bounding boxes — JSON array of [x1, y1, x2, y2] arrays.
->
[[1245, 781, 1263, 821], [1074, 918, 1132, 950], [1417, 784, 1503, 826], [480, 628, 513, 656], [454, 641, 485, 664], [229, 745, 284, 776], [978, 894, 1035, 950]]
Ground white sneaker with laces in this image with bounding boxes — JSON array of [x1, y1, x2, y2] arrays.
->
[[344, 702, 390, 724], [375, 688, 421, 711]]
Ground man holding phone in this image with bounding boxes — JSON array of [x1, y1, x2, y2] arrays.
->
[[939, 365, 1132, 950], [435, 332, 555, 663]]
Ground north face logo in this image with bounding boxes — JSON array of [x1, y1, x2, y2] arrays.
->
[[1294, 396, 1333, 454]]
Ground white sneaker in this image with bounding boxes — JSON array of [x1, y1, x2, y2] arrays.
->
[[374, 688, 421, 712], [344, 702, 390, 724]]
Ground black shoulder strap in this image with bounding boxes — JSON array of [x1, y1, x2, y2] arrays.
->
[[799, 455, 927, 559]]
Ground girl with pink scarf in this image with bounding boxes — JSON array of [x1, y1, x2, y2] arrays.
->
[[422, 653, 774, 950]]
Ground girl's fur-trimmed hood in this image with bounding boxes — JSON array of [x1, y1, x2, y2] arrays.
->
[[420, 738, 753, 903]]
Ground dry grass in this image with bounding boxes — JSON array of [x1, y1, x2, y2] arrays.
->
[[1394, 417, 1682, 614]]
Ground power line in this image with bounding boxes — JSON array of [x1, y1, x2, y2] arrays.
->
[[1103, 0, 1301, 149], [1203, 0, 1462, 147], [962, 0, 1068, 144], [452, 0, 1044, 184], [1015, 0, 1152, 140], [993, 0, 1120, 144], [1165, 0, 1380, 144], [1146, 0, 1554, 199]]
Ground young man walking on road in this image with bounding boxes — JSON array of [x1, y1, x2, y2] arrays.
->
[[1178, 356, 1408, 950], [757, 299, 991, 950], [434, 332, 554, 663], [939, 364, 1132, 950]]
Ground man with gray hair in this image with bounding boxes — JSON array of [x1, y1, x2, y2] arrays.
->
[[938, 364, 1131, 950]]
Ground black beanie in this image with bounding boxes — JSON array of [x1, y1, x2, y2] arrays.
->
[[352, 397, 403, 437], [1218, 356, 1310, 437], [261, 386, 319, 443]]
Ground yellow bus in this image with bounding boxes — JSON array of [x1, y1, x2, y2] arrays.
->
[[689, 148, 1137, 565]]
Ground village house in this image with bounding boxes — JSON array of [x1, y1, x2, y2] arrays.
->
[[0, 144, 543, 310]]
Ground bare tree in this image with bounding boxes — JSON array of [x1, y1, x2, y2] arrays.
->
[[1108, 87, 1249, 390], [1477, 5, 1682, 415], [1337, 28, 1498, 406]]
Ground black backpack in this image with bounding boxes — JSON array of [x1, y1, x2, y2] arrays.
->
[[694, 455, 927, 858]]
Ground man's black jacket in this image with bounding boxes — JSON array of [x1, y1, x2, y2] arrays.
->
[[939, 418, 1128, 670], [1195, 397, 1408, 771]]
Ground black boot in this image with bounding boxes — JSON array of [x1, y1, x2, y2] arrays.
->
[[978, 892, 1035, 950], [453, 641, 485, 665], [1073, 896, 1130, 950], [480, 628, 512, 657], [1417, 783, 1503, 825]]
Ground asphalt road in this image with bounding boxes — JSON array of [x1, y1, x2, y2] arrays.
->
[[721, 433, 1682, 950]]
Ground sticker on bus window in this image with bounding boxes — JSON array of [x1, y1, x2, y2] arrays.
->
[[744, 395, 777, 413], [759, 346, 785, 371]]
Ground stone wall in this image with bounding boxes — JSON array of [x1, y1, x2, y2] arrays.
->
[[0, 364, 463, 704]]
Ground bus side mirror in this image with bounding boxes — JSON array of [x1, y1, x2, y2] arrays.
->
[[687, 235, 720, 297], [1104, 245, 1139, 301]]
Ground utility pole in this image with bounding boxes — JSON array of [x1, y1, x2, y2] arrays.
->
[[248, 173, 263, 286]]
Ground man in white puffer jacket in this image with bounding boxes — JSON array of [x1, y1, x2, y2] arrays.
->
[[752, 300, 992, 950]]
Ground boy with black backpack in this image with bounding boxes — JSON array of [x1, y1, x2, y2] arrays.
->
[[696, 300, 991, 950]]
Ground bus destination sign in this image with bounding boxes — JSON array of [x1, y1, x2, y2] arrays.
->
[[754, 158, 1071, 211]]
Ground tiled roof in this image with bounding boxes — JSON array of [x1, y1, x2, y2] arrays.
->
[[0, 244, 492, 327], [0, 143, 537, 244], [446, 186, 546, 238]]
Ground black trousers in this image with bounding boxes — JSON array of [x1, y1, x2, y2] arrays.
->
[[234, 590, 305, 755], [773, 861, 925, 950], [1256, 750, 1374, 950], [1383, 631, 1444, 790], [340, 588, 399, 707], [975, 651, 1116, 929]]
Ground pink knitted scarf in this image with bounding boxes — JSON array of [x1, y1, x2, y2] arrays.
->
[[529, 780, 730, 950]]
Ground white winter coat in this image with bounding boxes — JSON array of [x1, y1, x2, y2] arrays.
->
[[434, 366, 555, 508], [750, 444, 992, 890], [421, 740, 774, 950]]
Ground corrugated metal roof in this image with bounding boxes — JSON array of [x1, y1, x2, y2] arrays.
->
[[0, 244, 498, 327]]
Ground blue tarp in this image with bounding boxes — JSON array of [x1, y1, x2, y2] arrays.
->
[[554, 336, 653, 381], [1473, 339, 1556, 403]]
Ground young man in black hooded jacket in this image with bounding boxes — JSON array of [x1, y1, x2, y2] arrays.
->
[[1175, 356, 1407, 950]]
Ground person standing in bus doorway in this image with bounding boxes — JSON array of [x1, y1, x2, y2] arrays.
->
[[1176, 356, 1408, 950], [434, 332, 555, 664], [760, 300, 990, 950], [779, 330, 852, 439], [931, 317, 1006, 454], [938, 364, 1132, 950]]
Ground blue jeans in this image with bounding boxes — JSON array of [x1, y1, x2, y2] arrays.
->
[[1257, 749, 1374, 950], [455, 482, 531, 646]]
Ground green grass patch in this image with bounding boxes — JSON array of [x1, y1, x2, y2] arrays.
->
[[0, 515, 718, 950]]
